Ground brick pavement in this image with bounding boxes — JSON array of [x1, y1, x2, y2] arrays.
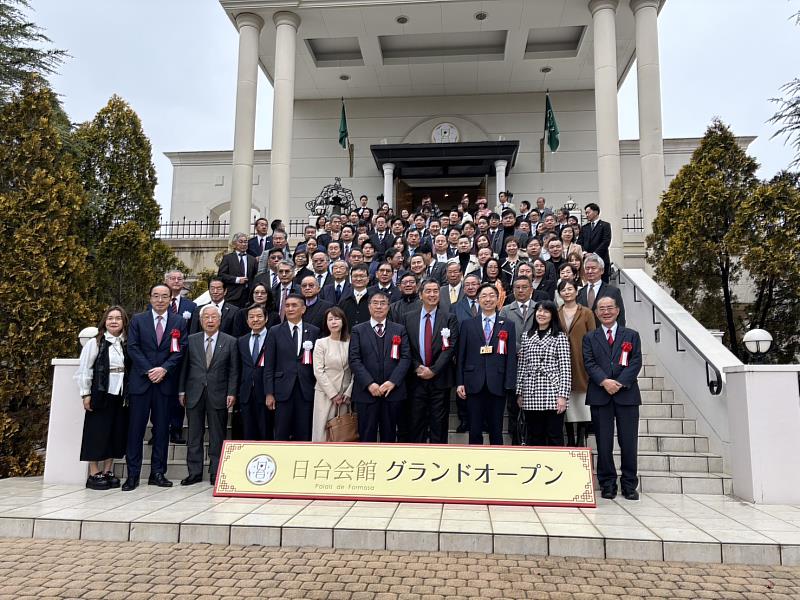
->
[[0, 538, 798, 600]]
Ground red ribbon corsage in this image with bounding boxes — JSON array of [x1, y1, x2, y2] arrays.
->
[[619, 341, 633, 366], [170, 329, 181, 353], [391, 335, 401, 359], [497, 330, 509, 355]]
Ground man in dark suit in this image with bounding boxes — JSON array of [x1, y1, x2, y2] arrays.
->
[[499, 275, 537, 445], [178, 304, 239, 485], [123, 284, 188, 490], [418, 244, 447, 285], [237, 304, 273, 441], [319, 260, 351, 305], [368, 262, 402, 303], [340, 264, 372, 329], [456, 283, 517, 445], [583, 296, 643, 501], [577, 253, 626, 328], [348, 291, 411, 442], [263, 294, 320, 441], [402, 279, 459, 444], [190, 278, 239, 336], [369, 215, 394, 257], [578, 203, 612, 282], [272, 259, 301, 320], [452, 272, 482, 326], [247, 217, 270, 257], [298, 275, 334, 330], [309, 251, 333, 289], [218, 233, 258, 307]]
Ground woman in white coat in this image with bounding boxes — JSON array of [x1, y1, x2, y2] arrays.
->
[[311, 307, 354, 442]]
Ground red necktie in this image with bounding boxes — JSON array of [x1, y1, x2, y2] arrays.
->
[[423, 313, 433, 367], [607, 328, 614, 346]]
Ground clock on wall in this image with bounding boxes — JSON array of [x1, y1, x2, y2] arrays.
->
[[431, 122, 460, 143]]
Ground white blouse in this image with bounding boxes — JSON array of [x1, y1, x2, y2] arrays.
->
[[74, 332, 125, 397]]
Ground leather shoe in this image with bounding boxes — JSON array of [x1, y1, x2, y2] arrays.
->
[[180, 474, 202, 486], [148, 473, 173, 487], [121, 477, 139, 491], [600, 488, 617, 500], [622, 489, 640, 501], [170, 434, 187, 445]]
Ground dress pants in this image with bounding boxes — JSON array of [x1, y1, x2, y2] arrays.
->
[[506, 395, 521, 445], [274, 382, 312, 441], [409, 380, 449, 444], [591, 402, 639, 492], [126, 389, 170, 478], [186, 389, 228, 480], [524, 409, 564, 446], [168, 394, 184, 437], [354, 400, 400, 443], [241, 390, 274, 441], [467, 385, 506, 445]]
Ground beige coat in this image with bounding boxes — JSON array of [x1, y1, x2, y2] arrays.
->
[[558, 303, 596, 393], [311, 337, 354, 442]]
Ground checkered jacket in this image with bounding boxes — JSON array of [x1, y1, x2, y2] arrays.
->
[[516, 330, 572, 411]]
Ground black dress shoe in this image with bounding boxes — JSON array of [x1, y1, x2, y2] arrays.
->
[[600, 488, 617, 500], [121, 477, 139, 491], [170, 434, 187, 445], [622, 489, 640, 501], [148, 473, 173, 487], [180, 474, 202, 486], [104, 472, 121, 489], [86, 473, 110, 490]]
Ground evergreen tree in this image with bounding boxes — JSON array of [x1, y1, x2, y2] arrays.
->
[[647, 119, 759, 358], [0, 76, 93, 476], [0, 0, 65, 104]]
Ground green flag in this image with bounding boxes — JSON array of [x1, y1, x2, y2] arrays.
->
[[544, 92, 559, 152], [338, 98, 349, 149]]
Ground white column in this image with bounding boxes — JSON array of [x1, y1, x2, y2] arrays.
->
[[230, 13, 263, 237], [269, 11, 301, 225], [589, 0, 624, 267], [382, 162, 395, 210], [631, 0, 665, 238], [494, 159, 508, 205]]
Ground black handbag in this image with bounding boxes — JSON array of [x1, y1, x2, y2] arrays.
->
[[517, 410, 528, 446]]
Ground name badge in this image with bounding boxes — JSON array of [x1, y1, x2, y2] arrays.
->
[[480, 345, 494, 355]]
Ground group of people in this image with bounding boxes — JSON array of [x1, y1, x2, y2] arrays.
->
[[75, 193, 643, 501]]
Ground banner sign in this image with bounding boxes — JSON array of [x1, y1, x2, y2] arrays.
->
[[215, 441, 595, 507]]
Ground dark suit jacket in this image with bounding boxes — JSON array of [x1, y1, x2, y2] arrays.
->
[[348, 320, 410, 404], [233, 308, 280, 338], [456, 314, 517, 397], [127, 311, 188, 396], [262, 321, 320, 402], [237, 331, 267, 405], [247, 236, 269, 257], [438, 284, 464, 314], [582, 325, 642, 406], [403, 309, 459, 389], [578, 220, 612, 268], [577, 282, 626, 328], [368, 284, 402, 304], [453, 295, 479, 325], [303, 298, 334, 330], [369, 232, 395, 257], [218, 251, 258, 305], [272, 282, 302, 313], [320, 280, 352, 305], [190, 302, 239, 336], [179, 331, 239, 409], [341, 292, 372, 330], [423, 261, 447, 285]]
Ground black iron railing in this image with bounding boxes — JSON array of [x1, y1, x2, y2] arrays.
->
[[156, 217, 310, 240], [622, 209, 644, 232]]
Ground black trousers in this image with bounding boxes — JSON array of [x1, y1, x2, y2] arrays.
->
[[274, 382, 312, 441], [186, 389, 228, 480], [241, 390, 274, 441], [524, 409, 565, 446], [467, 385, 506, 445], [126, 388, 170, 478], [408, 380, 449, 444], [591, 402, 639, 492], [168, 393, 184, 436], [354, 399, 400, 443], [506, 395, 521, 445]]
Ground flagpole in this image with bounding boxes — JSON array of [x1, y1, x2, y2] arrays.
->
[[541, 89, 549, 173]]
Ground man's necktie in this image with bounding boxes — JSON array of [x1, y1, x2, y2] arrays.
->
[[317, 274, 323, 286], [588, 284, 596, 308], [239, 253, 246, 275], [272, 272, 278, 287], [336, 284, 342, 302], [171, 298, 177, 314], [251, 333, 261, 364], [471, 300, 478, 317], [292, 325, 299, 356], [155, 316, 164, 345], [259, 238, 264, 254], [607, 328, 614, 346], [450, 288, 457, 303], [521, 303, 528, 321], [374, 323, 384, 338], [483, 317, 493, 345], [426, 266, 432, 276], [279, 287, 288, 321], [205, 337, 214, 367], [424, 313, 433, 367]]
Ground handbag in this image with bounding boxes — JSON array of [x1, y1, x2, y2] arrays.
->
[[517, 409, 528, 446], [325, 403, 359, 442]]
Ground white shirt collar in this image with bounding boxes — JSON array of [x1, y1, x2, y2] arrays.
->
[[205, 332, 218, 343], [602, 322, 618, 339], [152, 309, 167, 322], [370, 318, 386, 329]]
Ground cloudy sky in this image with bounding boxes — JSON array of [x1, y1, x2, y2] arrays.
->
[[32, 0, 800, 218]]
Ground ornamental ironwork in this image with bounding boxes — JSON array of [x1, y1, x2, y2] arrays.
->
[[306, 177, 356, 217]]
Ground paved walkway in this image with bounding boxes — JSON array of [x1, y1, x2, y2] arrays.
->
[[0, 538, 798, 600]]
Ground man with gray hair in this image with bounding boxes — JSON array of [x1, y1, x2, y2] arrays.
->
[[218, 232, 257, 308], [273, 259, 301, 321], [577, 253, 625, 327]]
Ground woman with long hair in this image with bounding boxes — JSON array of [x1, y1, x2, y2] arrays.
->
[[74, 306, 131, 490], [559, 223, 583, 258], [234, 282, 280, 336], [311, 307, 354, 442], [483, 257, 508, 306], [516, 300, 572, 446]]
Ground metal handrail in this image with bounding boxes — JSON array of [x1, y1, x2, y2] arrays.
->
[[617, 269, 724, 395]]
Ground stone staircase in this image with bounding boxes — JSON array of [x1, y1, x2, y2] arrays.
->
[[115, 354, 731, 495]]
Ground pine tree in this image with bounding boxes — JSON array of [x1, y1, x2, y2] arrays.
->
[[0, 76, 93, 476], [647, 119, 759, 358]]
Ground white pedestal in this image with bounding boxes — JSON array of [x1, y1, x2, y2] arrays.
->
[[43, 359, 88, 485]]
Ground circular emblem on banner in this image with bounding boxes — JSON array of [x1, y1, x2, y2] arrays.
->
[[246, 454, 277, 485], [431, 122, 459, 144]]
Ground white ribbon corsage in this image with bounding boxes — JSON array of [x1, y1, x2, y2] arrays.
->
[[440, 328, 451, 350], [182, 310, 192, 320], [302, 340, 314, 364]]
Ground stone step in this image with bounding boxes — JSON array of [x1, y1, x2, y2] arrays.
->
[[641, 417, 696, 435]]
